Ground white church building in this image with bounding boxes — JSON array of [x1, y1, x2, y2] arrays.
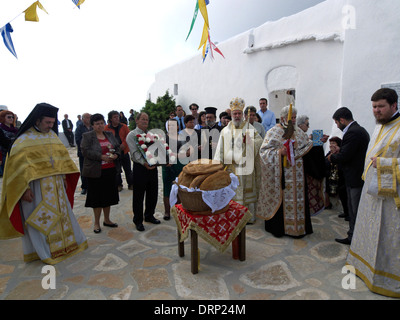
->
[[147, 0, 400, 138]]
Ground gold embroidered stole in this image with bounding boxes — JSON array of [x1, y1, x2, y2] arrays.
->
[[363, 117, 400, 207], [0, 127, 79, 240], [26, 175, 78, 260], [256, 126, 312, 236], [216, 122, 263, 206]]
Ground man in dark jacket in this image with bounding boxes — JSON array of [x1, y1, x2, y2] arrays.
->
[[75, 113, 92, 194], [328, 107, 370, 245], [62, 114, 75, 147]]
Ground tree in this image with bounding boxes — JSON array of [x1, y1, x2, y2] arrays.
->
[[141, 91, 176, 131]]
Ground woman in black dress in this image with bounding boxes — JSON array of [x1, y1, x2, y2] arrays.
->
[[81, 113, 121, 233]]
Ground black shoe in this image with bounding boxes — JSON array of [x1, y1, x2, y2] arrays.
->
[[335, 237, 351, 245], [93, 228, 101, 234], [145, 217, 161, 224], [81, 189, 87, 195], [163, 214, 170, 221], [135, 224, 145, 231], [103, 222, 118, 228], [338, 213, 348, 218]]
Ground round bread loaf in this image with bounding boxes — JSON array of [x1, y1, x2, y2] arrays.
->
[[178, 171, 195, 188], [183, 159, 224, 176], [189, 173, 211, 189], [199, 170, 231, 191]]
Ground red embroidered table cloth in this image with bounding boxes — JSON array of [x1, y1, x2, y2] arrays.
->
[[172, 200, 251, 253]]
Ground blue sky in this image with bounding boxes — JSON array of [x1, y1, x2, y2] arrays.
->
[[0, 0, 324, 123]]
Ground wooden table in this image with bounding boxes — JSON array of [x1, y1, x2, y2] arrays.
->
[[172, 200, 251, 274]]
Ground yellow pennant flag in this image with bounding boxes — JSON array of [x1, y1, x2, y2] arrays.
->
[[24, 1, 48, 22], [77, 0, 86, 6], [198, 22, 209, 52], [198, 0, 209, 28]]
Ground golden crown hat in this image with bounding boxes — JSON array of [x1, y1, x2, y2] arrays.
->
[[230, 97, 245, 112]]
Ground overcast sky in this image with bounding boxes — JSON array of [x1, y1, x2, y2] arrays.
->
[[0, 0, 324, 123]]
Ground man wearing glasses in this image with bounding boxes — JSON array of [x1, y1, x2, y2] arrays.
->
[[189, 103, 200, 126]]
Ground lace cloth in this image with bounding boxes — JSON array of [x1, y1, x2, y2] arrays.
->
[[170, 173, 239, 213]]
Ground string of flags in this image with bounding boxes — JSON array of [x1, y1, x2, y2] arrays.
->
[[186, 0, 224, 62], [0, 0, 85, 58]]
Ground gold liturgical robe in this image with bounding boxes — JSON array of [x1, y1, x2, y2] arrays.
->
[[256, 124, 313, 236], [0, 127, 87, 264], [347, 116, 400, 298], [214, 121, 263, 213]]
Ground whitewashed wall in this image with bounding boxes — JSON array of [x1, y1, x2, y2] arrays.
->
[[340, 0, 400, 136], [148, 0, 400, 139]]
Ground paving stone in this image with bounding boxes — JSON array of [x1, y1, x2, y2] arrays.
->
[[67, 288, 107, 300], [66, 257, 99, 274], [139, 225, 178, 246], [239, 260, 300, 291], [143, 256, 173, 267], [77, 215, 92, 230], [87, 273, 125, 289], [4, 279, 47, 300], [285, 255, 325, 277], [93, 253, 128, 272], [139, 291, 176, 300], [63, 275, 85, 284], [107, 226, 134, 242], [0, 277, 11, 295], [0, 264, 15, 275], [172, 262, 231, 300], [0, 239, 22, 262], [117, 240, 152, 257], [131, 268, 171, 292], [280, 288, 330, 300], [310, 242, 348, 263], [45, 284, 69, 300], [243, 292, 275, 300], [110, 285, 134, 300]]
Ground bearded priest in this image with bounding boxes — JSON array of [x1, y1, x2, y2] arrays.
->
[[214, 98, 263, 223], [346, 88, 400, 298], [256, 105, 313, 238], [0, 103, 88, 264]]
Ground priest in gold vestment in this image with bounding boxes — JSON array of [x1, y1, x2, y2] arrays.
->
[[346, 88, 400, 298], [214, 98, 263, 222], [256, 105, 313, 237], [0, 103, 88, 264]]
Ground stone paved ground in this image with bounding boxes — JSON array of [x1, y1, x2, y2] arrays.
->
[[0, 148, 395, 301]]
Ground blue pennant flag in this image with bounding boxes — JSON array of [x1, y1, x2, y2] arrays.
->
[[72, 0, 81, 9], [0, 23, 17, 58]]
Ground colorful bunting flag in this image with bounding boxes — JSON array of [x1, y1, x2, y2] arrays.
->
[[72, 0, 86, 9], [186, 1, 199, 41], [1, 0, 88, 59], [0, 23, 17, 58], [24, 1, 48, 22], [186, 0, 224, 62], [198, 0, 209, 28]]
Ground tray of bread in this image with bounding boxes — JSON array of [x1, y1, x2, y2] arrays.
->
[[171, 159, 239, 215]]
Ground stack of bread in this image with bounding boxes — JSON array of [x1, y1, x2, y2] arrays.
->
[[176, 159, 234, 215]]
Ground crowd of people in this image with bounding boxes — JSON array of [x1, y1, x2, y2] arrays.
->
[[0, 87, 399, 298]]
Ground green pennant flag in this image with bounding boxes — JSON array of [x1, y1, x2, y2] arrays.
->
[[185, 1, 199, 41]]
